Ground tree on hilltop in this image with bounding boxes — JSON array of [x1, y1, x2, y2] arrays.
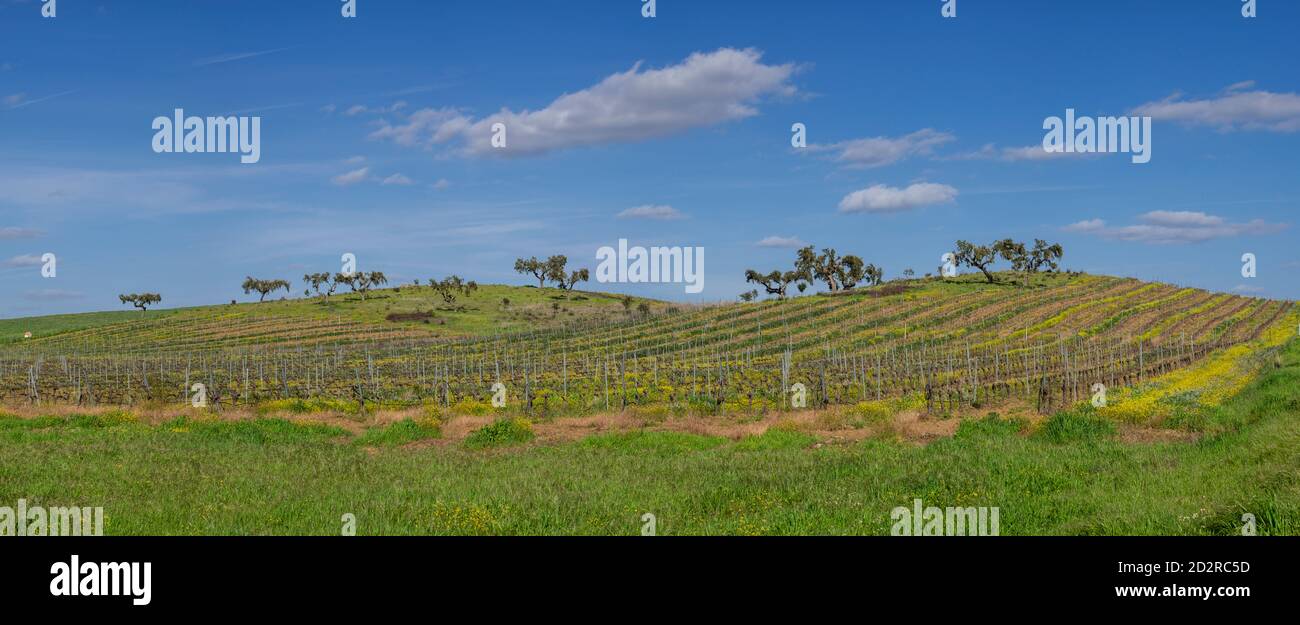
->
[[1028, 239, 1065, 274], [991, 238, 1066, 286], [952, 240, 1000, 283], [514, 257, 549, 288], [561, 268, 590, 290], [542, 255, 590, 290], [354, 271, 388, 301], [838, 254, 867, 289], [796, 246, 867, 291], [864, 263, 884, 287], [118, 293, 161, 312], [431, 275, 478, 304], [303, 272, 332, 299], [744, 269, 805, 300], [242, 277, 291, 302], [333, 272, 357, 294]]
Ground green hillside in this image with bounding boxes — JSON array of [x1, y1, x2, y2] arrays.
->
[[1, 283, 668, 350], [0, 272, 1293, 418]]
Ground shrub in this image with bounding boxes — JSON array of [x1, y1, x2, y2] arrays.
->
[[450, 398, 493, 417], [463, 417, 534, 449], [356, 417, 442, 447]]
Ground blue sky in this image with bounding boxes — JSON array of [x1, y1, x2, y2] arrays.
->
[[1, 0, 1297, 318]]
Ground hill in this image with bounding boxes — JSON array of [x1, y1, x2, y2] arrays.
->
[[0, 283, 667, 350], [0, 272, 1294, 418]]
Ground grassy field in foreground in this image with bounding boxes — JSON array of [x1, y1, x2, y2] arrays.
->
[[1, 338, 1298, 536]]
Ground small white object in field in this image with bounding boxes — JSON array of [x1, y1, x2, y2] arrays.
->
[[23, 332, 33, 339]]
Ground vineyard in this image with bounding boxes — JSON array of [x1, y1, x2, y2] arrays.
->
[[1, 272, 1293, 419]]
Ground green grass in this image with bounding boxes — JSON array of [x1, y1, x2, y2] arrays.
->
[[0, 309, 179, 345], [355, 418, 442, 447], [1, 283, 666, 346], [463, 417, 535, 449], [238, 283, 658, 336], [2, 339, 1299, 535], [580, 431, 727, 454], [733, 428, 817, 451], [1037, 410, 1116, 444]]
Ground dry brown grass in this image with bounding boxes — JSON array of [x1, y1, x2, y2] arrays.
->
[[7, 392, 1165, 449]]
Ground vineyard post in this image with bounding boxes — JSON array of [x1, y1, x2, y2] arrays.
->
[[1138, 339, 1144, 382], [875, 353, 882, 400]]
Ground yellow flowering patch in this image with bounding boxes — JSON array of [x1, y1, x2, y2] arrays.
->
[[429, 501, 500, 535], [1103, 308, 1298, 422], [450, 398, 493, 416]]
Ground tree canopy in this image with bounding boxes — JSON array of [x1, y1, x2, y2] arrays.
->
[[118, 293, 161, 311]]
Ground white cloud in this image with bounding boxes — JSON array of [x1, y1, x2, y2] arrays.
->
[[381, 173, 414, 186], [755, 236, 807, 248], [951, 142, 1093, 162], [23, 289, 83, 302], [1132, 84, 1300, 132], [4, 254, 44, 268], [346, 101, 407, 117], [331, 167, 371, 186], [0, 227, 42, 240], [838, 182, 958, 214], [369, 107, 465, 147], [1063, 211, 1288, 244], [1062, 218, 1106, 234], [431, 178, 451, 190], [369, 48, 798, 157], [1142, 210, 1227, 228], [4, 90, 77, 110], [617, 204, 684, 220], [808, 129, 954, 169], [192, 47, 294, 68]]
